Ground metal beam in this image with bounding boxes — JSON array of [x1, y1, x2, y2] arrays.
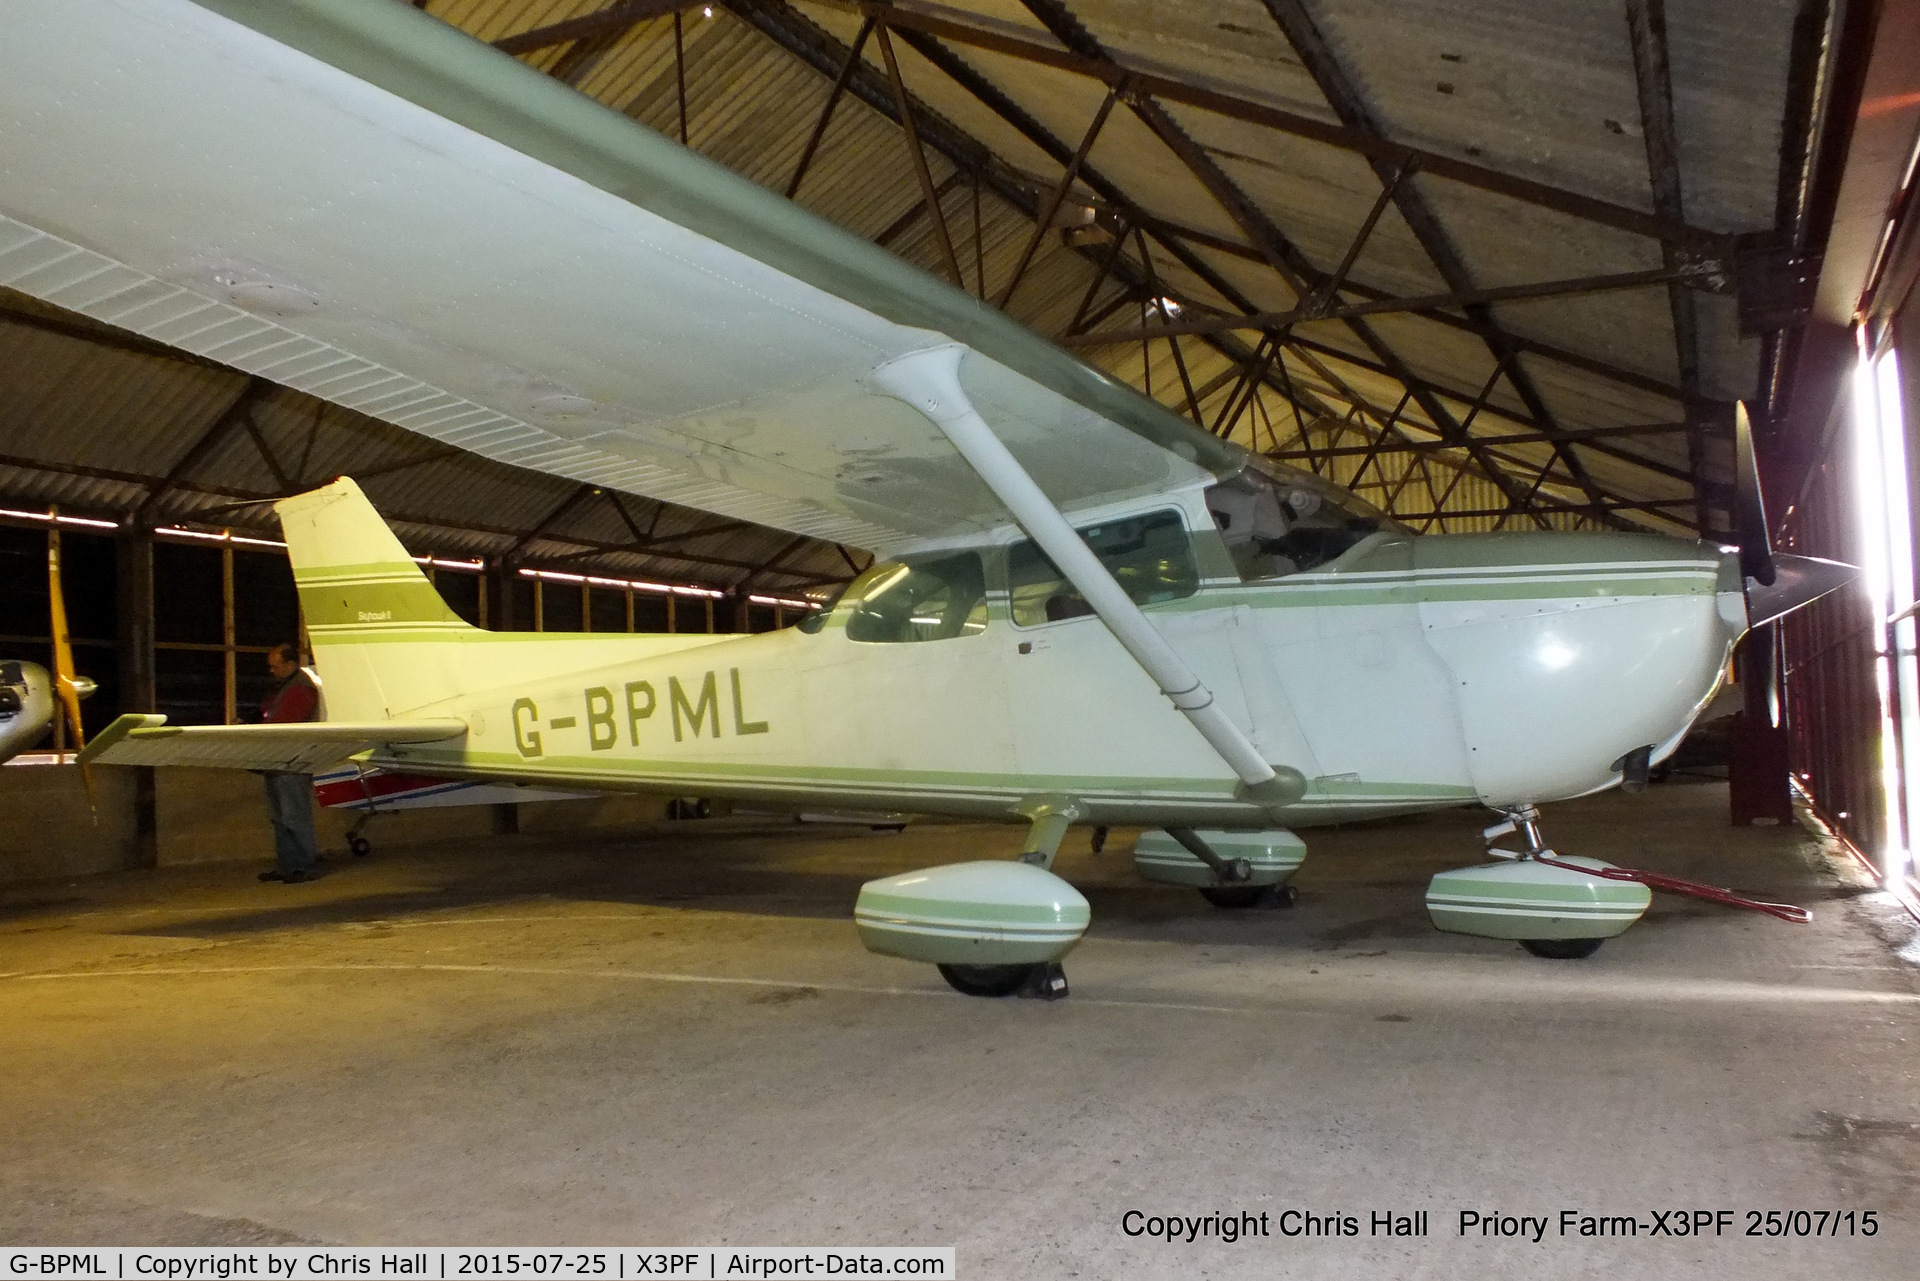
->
[[1001, 1, 1529, 515], [1626, 0, 1712, 526], [1110, 213, 1688, 401], [873, 170, 966, 248], [1281, 334, 1696, 485], [738, 533, 813, 590], [506, 483, 600, 559], [493, 1, 697, 56], [674, 10, 690, 144], [996, 84, 1118, 308], [875, 23, 966, 287], [132, 379, 273, 523], [816, 0, 1737, 253], [1018, 0, 1568, 524], [1398, 497, 1698, 521], [1063, 264, 1711, 345], [1303, 154, 1412, 317], [1264, 421, 1691, 459], [1260, 0, 1611, 517], [240, 413, 294, 493], [785, 16, 875, 198], [544, 514, 759, 559]]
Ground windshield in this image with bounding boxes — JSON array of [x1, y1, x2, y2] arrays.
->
[[1206, 468, 1401, 580]]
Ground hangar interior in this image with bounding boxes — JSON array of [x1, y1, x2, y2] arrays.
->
[[3, 0, 1920, 1273]]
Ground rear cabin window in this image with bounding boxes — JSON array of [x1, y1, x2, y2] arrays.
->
[[841, 553, 988, 643], [1206, 471, 1395, 580], [1008, 510, 1198, 627]]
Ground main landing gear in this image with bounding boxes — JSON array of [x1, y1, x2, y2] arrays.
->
[[853, 798, 1090, 999]]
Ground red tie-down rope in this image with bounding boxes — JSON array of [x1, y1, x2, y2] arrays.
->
[[1533, 854, 1813, 924]]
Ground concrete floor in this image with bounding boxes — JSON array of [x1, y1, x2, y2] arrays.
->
[[1, 781, 1916, 1278]]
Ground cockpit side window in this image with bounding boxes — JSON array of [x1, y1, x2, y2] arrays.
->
[[1206, 471, 1393, 580], [1008, 509, 1197, 627], [841, 552, 988, 643]]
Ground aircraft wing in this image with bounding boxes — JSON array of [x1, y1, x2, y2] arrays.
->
[[78, 713, 469, 774], [0, 0, 1241, 555]]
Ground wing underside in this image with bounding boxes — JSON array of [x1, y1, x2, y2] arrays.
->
[[0, 0, 1238, 554]]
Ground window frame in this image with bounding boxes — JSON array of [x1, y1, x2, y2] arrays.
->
[[1004, 507, 1200, 631], [832, 550, 992, 645]]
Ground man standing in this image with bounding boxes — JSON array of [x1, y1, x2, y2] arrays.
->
[[259, 643, 321, 883]]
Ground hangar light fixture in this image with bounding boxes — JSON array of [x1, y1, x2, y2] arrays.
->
[[518, 565, 724, 598], [0, 506, 116, 530]]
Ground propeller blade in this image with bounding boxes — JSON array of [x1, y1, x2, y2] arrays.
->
[[1745, 553, 1859, 629], [47, 516, 97, 820], [1741, 622, 1779, 728], [1734, 401, 1776, 586]]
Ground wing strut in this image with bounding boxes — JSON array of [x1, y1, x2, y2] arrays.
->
[[871, 344, 1304, 817]]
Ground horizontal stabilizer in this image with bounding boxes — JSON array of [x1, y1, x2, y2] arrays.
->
[[78, 714, 467, 774]]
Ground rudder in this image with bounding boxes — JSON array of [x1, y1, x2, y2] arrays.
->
[[275, 477, 473, 720]]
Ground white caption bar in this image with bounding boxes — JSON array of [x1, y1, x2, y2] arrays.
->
[[3, 1250, 955, 1281]]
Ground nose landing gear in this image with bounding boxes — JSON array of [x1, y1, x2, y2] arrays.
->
[[1425, 804, 1651, 959]]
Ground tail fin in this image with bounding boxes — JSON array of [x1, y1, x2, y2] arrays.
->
[[276, 478, 474, 721]]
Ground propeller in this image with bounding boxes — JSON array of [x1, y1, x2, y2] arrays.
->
[[47, 514, 97, 820], [1733, 401, 1776, 587], [1728, 401, 1856, 727], [1730, 400, 1856, 629]]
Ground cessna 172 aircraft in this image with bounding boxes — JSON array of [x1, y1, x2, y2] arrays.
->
[[4, 0, 1851, 997]]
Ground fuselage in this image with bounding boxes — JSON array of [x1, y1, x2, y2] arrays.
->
[[0, 661, 55, 765], [357, 486, 1745, 829]]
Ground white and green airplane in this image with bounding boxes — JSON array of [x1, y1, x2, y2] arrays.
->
[[9, 0, 1847, 996]]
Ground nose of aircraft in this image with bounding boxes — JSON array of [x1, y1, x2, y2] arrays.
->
[[1744, 554, 1858, 629]]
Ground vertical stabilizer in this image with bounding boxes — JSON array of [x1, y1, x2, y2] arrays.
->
[[275, 478, 473, 720]]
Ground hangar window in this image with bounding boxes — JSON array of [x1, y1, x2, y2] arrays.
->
[[1008, 509, 1197, 627], [1206, 470, 1398, 580], [840, 552, 988, 643]]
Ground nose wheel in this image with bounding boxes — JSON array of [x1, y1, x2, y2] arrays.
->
[[1520, 937, 1605, 959], [1459, 806, 1628, 956]]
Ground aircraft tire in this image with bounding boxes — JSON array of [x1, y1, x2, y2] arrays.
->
[[347, 835, 371, 858], [1520, 937, 1605, 959], [936, 963, 1033, 998], [1199, 884, 1295, 909]]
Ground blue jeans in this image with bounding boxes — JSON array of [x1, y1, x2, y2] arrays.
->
[[262, 771, 319, 875]]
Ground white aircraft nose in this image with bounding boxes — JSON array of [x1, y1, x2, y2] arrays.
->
[[1416, 533, 1740, 805]]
